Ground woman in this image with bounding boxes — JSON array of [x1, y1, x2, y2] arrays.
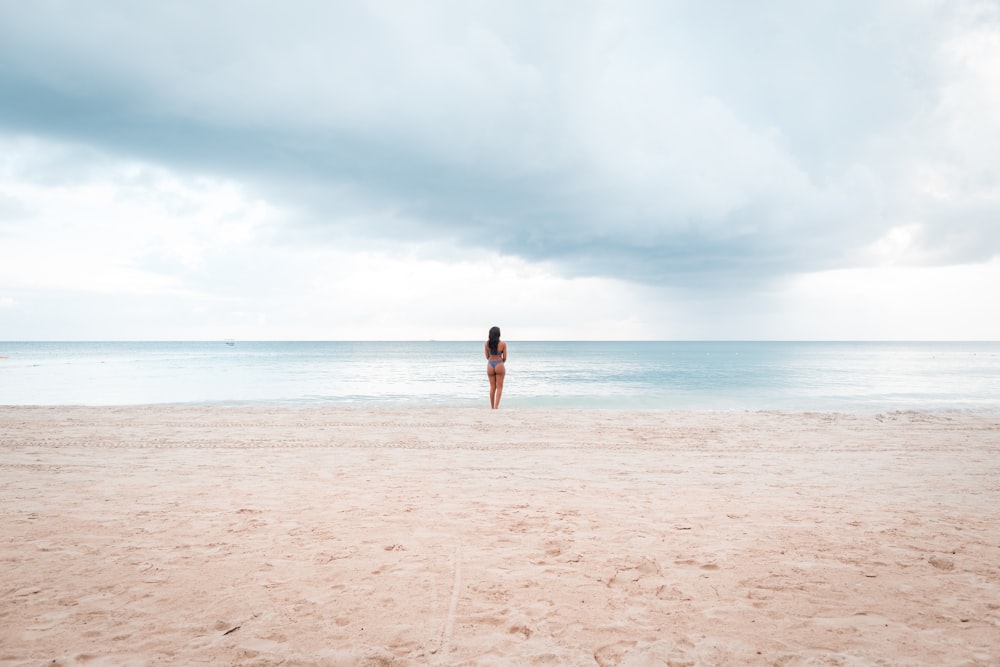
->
[[485, 326, 507, 409]]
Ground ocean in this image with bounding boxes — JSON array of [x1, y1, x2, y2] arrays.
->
[[0, 341, 997, 412]]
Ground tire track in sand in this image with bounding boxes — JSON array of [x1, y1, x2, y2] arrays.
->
[[436, 544, 462, 657]]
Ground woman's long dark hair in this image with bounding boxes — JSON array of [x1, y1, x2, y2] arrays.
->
[[488, 326, 501, 355]]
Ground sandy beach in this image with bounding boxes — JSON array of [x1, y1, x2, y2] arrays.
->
[[1, 407, 998, 666]]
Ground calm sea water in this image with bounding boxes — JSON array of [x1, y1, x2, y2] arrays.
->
[[0, 341, 998, 412]]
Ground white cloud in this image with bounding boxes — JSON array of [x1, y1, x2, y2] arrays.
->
[[0, 136, 277, 295], [863, 224, 935, 266], [776, 260, 1000, 340]]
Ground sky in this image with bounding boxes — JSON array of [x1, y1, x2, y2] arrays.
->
[[0, 1, 998, 341]]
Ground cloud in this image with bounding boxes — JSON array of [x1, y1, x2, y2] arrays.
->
[[0, 2, 997, 339], [0, 134, 662, 340], [0, 137, 277, 296]]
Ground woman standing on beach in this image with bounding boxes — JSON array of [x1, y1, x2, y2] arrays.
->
[[485, 326, 507, 409]]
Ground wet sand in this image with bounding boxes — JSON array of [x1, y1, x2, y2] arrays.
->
[[1, 407, 998, 666]]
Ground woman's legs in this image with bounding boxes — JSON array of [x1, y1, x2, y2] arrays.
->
[[487, 364, 505, 408], [493, 365, 505, 408], [488, 369, 498, 408]]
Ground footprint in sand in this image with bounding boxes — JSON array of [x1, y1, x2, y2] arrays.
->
[[928, 555, 955, 571]]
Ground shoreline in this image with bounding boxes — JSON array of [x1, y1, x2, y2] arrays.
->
[[4, 340, 999, 413], [4, 402, 1000, 413], [2, 407, 998, 665]]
